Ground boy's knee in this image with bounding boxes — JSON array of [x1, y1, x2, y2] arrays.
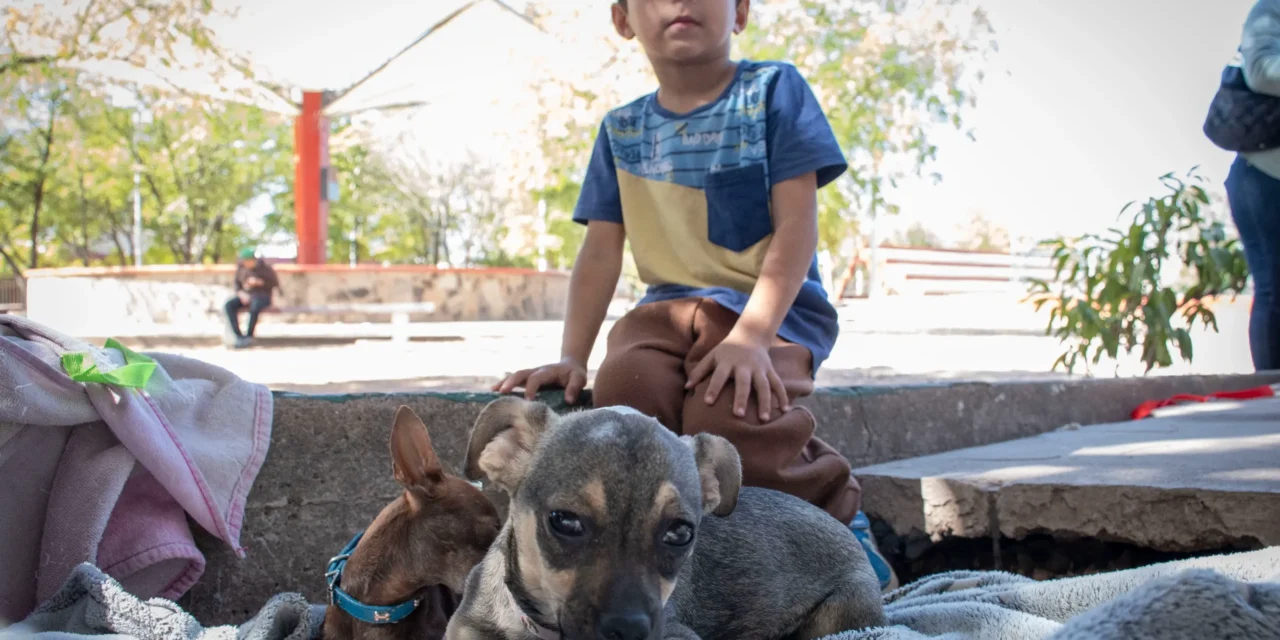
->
[[683, 384, 818, 448], [597, 343, 685, 387]]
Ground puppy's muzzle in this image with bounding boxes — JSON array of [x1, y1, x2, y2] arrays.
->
[[597, 609, 651, 640], [589, 575, 660, 640]]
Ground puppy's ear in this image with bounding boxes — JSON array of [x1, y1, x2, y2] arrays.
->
[[681, 433, 742, 517], [465, 397, 557, 494], [390, 405, 445, 493]]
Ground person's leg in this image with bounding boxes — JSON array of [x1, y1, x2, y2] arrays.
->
[[1227, 155, 1280, 371], [592, 299, 701, 432], [245, 296, 271, 338], [679, 299, 897, 590], [224, 297, 245, 338]]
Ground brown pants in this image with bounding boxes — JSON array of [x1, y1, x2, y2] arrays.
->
[[592, 297, 860, 524]]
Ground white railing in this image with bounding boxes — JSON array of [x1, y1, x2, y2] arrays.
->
[[841, 246, 1057, 298], [0, 277, 23, 311]]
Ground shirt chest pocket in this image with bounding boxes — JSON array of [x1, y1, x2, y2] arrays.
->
[[704, 163, 773, 252]]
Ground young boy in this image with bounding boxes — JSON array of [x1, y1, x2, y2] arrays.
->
[[495, 0, 897, 590]]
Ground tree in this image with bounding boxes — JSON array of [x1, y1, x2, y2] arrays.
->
[[893, 221, 944, 249], [3, 0, 246, 82], [737, 0, 995, 260], [61, 87, 149, 266], [0, 66, 72, 272], [2, 1, 284, 274], [102, 87, 291, 264], [1, 73, 291, 271], [956, 211, 1010, 252], [1027, 168, 1250, 374]]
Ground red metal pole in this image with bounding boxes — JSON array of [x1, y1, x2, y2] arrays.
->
[[294, 91, 329, 264]]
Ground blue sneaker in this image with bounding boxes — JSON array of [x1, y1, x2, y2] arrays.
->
[[850, 511, 900, 592]]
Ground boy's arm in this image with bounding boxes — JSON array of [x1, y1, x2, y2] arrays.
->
[[495, 121, 624, 403], [689, 64, 847, 419], [731, 173, 819, 347], [688, 173, 818, 417], [560, 221, 626, 368], [495, 223, 623, 403]]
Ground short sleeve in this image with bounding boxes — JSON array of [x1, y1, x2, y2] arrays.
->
[[572, 122, 624, 225], [765, 64, 848, 189]]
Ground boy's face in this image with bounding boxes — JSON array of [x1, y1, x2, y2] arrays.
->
[[613, 0, 749, 65]]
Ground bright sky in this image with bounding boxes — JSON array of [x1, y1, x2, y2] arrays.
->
[[895, 0, 1255, 243], [139, 0, 1265, 243]]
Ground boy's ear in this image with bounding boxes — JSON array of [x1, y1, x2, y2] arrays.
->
[[734, 0, 751, 35], [612, 1, 635, 40]]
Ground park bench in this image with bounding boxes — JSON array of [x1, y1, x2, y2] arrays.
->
[[235, 301, 438, 342], [838, 245, 1056, 298]]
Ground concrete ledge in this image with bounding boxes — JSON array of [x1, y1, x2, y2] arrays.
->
[[855, 397, 1280, 554], [179, 372, 1280, 624]]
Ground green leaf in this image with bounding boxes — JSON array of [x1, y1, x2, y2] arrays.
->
[[1173, 328, 1193, 362], [1036, 166, 1247, 374]]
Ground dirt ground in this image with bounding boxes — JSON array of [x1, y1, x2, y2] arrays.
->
[[112, 295, 1256, 394]]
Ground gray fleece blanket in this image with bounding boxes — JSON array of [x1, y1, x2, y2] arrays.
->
[[0, 564, 325, 640], [827, 546, 1280, 640], [4, 549, 1278, 639]]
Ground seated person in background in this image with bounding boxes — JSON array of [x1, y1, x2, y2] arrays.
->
[[224, 247, 281, 348]]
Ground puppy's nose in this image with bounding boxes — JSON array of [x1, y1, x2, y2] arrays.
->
[[598, 610, 652, 640]]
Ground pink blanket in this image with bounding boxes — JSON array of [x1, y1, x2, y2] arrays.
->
[[0, 315, 272, 624]]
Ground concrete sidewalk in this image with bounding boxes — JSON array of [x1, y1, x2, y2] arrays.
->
[[856, 397, 1280, 553], [85, 293, 1254, 394]]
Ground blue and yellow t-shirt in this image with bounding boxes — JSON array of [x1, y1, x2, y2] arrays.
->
[[573, 61, 847, 370]]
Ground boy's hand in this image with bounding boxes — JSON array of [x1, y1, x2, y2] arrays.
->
[[686, 330, 790, 421], [493, 358, 589, 404]]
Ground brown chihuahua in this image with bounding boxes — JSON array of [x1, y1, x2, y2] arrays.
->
[[322, 406, 502, 640]]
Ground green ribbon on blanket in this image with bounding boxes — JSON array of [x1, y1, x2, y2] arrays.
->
[[61, 338, 157, 389]]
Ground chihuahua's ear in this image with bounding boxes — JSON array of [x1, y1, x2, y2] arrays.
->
[[390, 405, 445, 493], [465, 397, 557, 494], [681, 433, 742, 517]]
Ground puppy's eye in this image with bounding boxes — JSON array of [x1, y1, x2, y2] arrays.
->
[[662, 521, 694, 547], [548, 511, 585, 537]]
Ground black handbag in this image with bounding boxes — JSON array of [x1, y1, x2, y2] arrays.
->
[[1203, 57, 1280, 153]]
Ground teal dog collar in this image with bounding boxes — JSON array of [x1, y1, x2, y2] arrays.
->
[[326, 532, 421, 625]]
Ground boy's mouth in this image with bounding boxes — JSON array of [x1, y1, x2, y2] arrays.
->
[[667, 15, 701, 30]]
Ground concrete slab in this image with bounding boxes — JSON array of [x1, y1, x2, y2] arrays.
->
[[856, 398, 1280, 553]]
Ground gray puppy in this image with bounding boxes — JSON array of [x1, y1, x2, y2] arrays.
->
[[444, 397, 886, 640]]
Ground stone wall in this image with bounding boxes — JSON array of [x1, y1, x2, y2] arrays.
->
[[23, 265, 570, 335], [179, 372, 1280, 624]]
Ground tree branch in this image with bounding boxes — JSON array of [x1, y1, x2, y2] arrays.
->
[[0, 55, 57, 76]]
